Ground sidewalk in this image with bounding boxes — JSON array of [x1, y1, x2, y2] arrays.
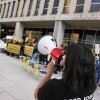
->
[[0, 53, 62, 100], [0, 53, 100, 100]]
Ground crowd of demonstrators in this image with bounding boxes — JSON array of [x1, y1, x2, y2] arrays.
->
[[1, 36, 49, 67], [2, 37, 23, 58], [1, 35, 68, 70], [11, 37, 67, 68]]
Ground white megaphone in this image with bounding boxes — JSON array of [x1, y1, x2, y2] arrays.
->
[[37, 35, 64, 63]]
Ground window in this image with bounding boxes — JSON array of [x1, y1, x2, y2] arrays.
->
[[77, 0, 85, 5], [64, 29, 72, 45], [52, 0, 59, 14], [11, 1, 15, 17], [47, 28, 53, 35], [95, 31, 100, 43], [43, 0, 49, 15], [71, 29, 96, 49], [75, 0, 85, 13], [6, 2, 10, 18], [27, 0, 33, 16], [64, 29, 83, 42], [21, 0, 27, 17], [64, 29, 72, 39], [83, 30, 96, 42], [75, 5, 84, 12], [92, 0, 100, 3], [63, 0, 71, 14], [2, 3, 6, 18], [0, 4, 2, 14], [90, 0, 100, 12], [16, 0, 21, 17], [64, 30, 81, 45], [34, 0, 41, 15]]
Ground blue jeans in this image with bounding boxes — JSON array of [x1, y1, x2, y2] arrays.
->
[[32, 53, 38, 62], [96, 69, 100, 83]]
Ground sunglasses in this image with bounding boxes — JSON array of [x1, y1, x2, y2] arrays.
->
[[95, 54, 100, 57]]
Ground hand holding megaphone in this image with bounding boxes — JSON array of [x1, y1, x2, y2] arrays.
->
[[35, 35, 64, 99], [37, 35, 64, 63]]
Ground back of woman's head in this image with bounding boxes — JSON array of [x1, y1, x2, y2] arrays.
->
[[63, 44, 96, 93]]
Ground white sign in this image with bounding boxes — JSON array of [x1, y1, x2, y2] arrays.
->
[[0, 40, 7, 49]]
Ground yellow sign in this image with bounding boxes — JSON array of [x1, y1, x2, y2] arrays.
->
[[71, 33, 79, 42], [24, 58, 30, 71], [34, 64, 39, 76], [24, 46, 34, 57], [7, 44, 21, 54], [13, 36, 23, 43], [20, 57, 32, 72], [20, 56, 26, 62]]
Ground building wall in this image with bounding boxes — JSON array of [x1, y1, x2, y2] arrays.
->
[[0, 0, 100, 46], [0, 0, 100, 21]]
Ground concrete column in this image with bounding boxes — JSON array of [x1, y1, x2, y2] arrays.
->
[[8, 2, 13, 18], [0, 24, 2, 39], [47, 0, 54, 15], [31, 0, 37, 16], [13, 0, 18, 17], [24, 0, 30, 16], [57, 0, 65, 15], [84, 0, 92, 13], [14, 22, 24, 39], [53, 21, 65, 46], [18, 0, 24, 17], [0, 4, 4, 18], [4, 3, 8, 18], [70, 0, 77, 13], [38, 0, 45, 15]]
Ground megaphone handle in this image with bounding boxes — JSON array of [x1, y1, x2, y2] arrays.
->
[[52, 59, 56, 65]]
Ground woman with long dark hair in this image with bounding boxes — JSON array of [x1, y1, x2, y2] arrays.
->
[[34, 44, 97, 100]]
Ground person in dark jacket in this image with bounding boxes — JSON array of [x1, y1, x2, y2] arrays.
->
[[34, 44, 97, 100]]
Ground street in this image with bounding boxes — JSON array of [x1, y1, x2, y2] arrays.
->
[[0, 53, 100, 100], [0, 53, 38, 100]]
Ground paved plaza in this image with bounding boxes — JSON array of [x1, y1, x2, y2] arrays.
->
[[0, 53, 100, 100]]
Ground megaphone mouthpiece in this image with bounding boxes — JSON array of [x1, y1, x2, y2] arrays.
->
[[51, 48, 64, 63]]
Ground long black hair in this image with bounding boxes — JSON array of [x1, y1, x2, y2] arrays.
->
[[63, 44, 96, 93]]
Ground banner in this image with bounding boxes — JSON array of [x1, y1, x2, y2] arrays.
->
[[20, 56, 26, 62], [34, 64, 39, 76], [7, 44, 21, 54], [24, 58, 30, 71], [24, 46, 34, 57], [0, 40, 7, 49]]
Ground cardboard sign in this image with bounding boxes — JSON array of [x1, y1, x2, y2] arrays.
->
[[20, 56, 26, 62], [7, 44, 21, 54], [24, 46, 34, 57], [34, 64, 39, 76], [24, 58, 30, 71]]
